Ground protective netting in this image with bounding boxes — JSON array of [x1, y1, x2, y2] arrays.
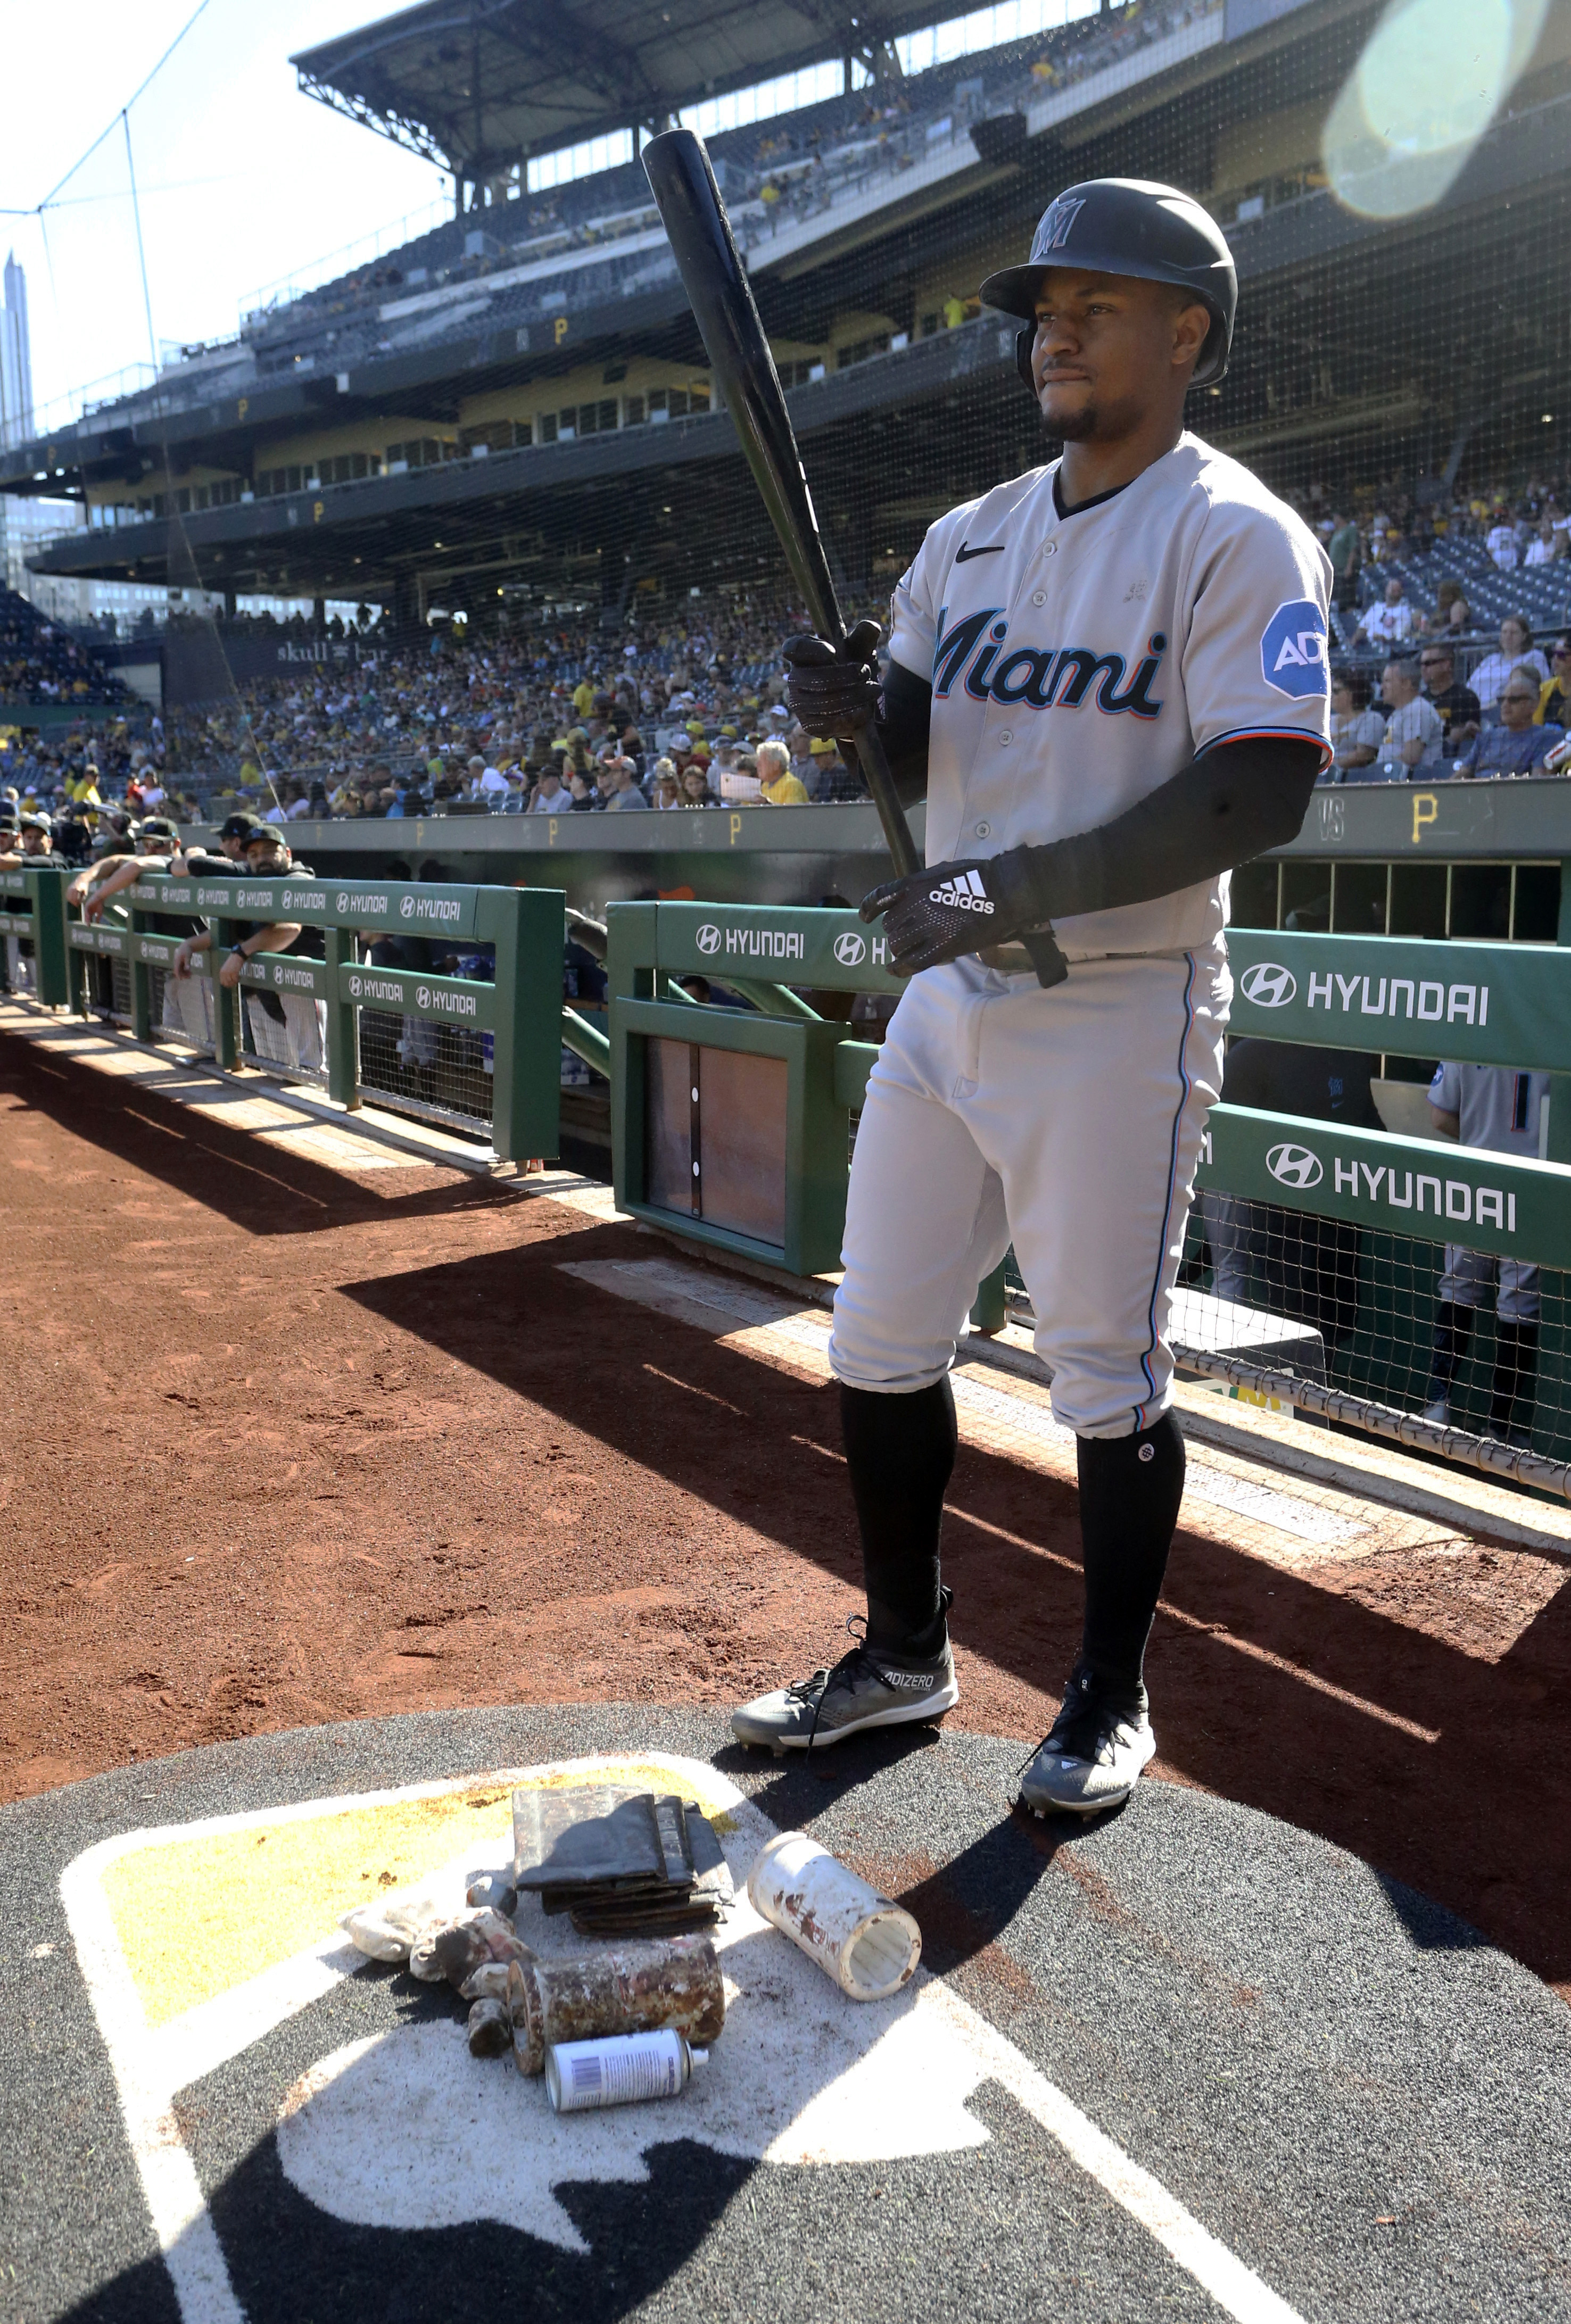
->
[[6, 0, 1567, 823], [4, 0, 1569, 1460]]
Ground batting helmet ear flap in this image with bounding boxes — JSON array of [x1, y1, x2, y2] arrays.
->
[[1016, 324, 1036, 396]]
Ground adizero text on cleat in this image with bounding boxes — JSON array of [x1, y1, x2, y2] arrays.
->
[[731, 1609, 958, 1753], [1019, 1661, 1155, 1817]]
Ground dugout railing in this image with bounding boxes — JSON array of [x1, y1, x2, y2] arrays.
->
[[18, 868, 587, 1167], [0, 866, 71, 1006], [607, 898, 1571, 1497]]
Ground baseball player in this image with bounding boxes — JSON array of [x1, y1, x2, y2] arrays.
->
[[732, 180, 1332, 1813], [1424, 1062, 1548, 1447]]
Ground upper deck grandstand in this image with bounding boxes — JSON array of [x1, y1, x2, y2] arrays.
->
[[7, 0, 1571, 629]]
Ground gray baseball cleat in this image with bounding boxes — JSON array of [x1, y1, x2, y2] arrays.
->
[[732, 1599, 957, 1754], [1019, 1662, 1155, 1817]]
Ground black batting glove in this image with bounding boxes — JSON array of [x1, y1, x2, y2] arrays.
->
[[861, 846, 1066, 981], [782, 617, 883, 737]]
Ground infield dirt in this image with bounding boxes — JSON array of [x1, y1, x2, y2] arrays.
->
[[2, 1025, 1568, 1995]]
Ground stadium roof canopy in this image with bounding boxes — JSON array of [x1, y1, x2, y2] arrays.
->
[[292, 0, 957, 195]]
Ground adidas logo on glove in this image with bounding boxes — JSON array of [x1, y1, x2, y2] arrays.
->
[[928, 869, 994, 915]]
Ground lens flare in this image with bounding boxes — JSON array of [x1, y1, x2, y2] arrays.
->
[[1326, 0, 1548, 218]]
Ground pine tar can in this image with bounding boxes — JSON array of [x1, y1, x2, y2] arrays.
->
[[544, 2028, 708, 2114]]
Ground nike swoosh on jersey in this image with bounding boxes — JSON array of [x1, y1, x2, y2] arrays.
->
[[954, 542, 1005, 561]]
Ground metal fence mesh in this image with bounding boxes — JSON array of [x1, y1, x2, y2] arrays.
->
[[355, 1004, 493, 1130], [1179, 1201, 1562, 1452], [995, 1200, 1569, 1486]]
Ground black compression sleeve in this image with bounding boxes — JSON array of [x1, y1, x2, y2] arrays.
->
[[997, 735, 1322, 923], [874, 659, 933, 808]]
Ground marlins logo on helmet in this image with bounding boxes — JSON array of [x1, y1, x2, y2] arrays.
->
[[1031, 196, 1086, 254]]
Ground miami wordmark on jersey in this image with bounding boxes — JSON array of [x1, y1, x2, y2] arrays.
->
[[887, 433, 1333, 961]]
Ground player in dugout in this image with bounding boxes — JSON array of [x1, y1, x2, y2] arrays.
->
[[732, 180, 1333, 1815]]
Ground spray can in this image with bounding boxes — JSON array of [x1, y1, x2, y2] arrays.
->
[[544, 2029, 708, 2114]]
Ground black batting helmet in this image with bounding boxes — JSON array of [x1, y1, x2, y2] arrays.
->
[[981, 177, 1237, 392]]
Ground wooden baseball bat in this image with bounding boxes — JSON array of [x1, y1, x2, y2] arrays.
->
[[641, 127, 921, 880]]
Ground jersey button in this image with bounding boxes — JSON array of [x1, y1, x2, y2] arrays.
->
[[997, 730, 1013, 745], [1042, 542, 1058, 557], [1031, 590, 1046, 606], [974, 819, 991, 838]]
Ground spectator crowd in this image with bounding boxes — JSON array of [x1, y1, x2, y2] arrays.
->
[[1, 586, 877, 831], [0, 589, 139, 708], [1288, 475, 1569, 784], [4, 469, 1571, 828]]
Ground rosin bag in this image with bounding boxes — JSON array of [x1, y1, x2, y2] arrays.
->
[[747, 1831, 922, 2001]]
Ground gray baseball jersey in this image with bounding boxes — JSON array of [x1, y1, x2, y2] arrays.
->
[[831, 438, 1329, 1437], [887, 433, 1333, 957], [1429, 1061, 1547, 1156], [1429, 1063, 1547, 1318]]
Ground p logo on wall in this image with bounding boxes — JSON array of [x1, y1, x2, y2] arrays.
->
[[1260, 599, 1329, 700], [58, 1754, 1298, 2324]]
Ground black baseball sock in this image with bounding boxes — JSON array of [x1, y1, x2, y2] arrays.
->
[[1490, 1319, 1539, 1438], [1076, 1409, 1186, 1700], [1428, 1300, 1473, 1398], [840, 1379, 957, 1656]]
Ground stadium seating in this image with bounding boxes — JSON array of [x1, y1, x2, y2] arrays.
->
[[0, 588, 137, 708], [90, 0, 1220, 427]]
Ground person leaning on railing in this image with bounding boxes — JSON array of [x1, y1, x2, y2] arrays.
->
[[171, 824, 325, 1074], [0, 810, 70, 873], [1424, 1063, 1548, 1446], [67, 813, 234, 925]]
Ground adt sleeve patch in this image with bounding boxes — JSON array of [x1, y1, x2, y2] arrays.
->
[[1260, 599, 1330, 700]]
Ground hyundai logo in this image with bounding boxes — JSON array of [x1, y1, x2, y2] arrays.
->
[[1240, 961, 1296, 1008], [1267, 1142, 1324, 1190], [416, 986, 430, 1009], [833, 931, 866, 966], [696, 923, 721, 955], [400, 894, 415, 918]]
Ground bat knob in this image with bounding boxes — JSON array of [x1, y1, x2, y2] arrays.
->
[[1022, 928, 1070, 989]]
